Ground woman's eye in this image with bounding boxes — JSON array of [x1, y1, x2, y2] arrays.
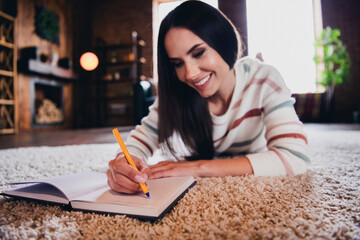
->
[[193, 49, 205, 58], [172, 61, 183, 68]]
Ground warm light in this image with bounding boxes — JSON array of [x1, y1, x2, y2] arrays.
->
[[80, 52, 99, 71], [246, 0, 316, 93]]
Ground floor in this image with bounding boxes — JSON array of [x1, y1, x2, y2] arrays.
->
[[0, 126, 134, 149], [0, 123, 359, 150]]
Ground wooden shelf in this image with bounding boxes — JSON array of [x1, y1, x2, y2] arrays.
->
[[101, 95, 133, 101], [107, 110, 133, 116], [0, 99, 14, 105], [104, 60, 144, 67], [0, 128, 16, 134], [94, 31, 145, 127], [0, 69, 13, 77], [18, 59, 76, 81], [94, 40, 145, 51], [0, 10, 16, 135], [95, 44, 132, 50], [97, 79, 133, 84], [0, 40, 14, 49], [0, 11, 14, 21]]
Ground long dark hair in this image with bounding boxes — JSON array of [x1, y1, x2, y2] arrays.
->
[[157, 0, 242, 160]]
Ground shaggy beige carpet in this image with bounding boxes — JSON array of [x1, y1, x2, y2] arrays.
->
[[0, 124, 359, 239]]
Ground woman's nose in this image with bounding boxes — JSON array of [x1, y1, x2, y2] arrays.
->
[[185, 62, 200, 81]]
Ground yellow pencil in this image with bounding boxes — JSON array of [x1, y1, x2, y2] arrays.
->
[[112, 128, 150, 198]]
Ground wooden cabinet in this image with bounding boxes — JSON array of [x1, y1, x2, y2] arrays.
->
[[0, 11, 17, 134], [94, 31, 146, 126]]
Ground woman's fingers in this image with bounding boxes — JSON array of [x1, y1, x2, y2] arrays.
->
[[106, 169, 140, 194], [107, 154, 149, 193]]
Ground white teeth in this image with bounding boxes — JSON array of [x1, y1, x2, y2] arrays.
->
[[194, 75, 210, 86]]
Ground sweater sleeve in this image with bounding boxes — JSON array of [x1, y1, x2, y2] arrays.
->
[[246, 64, 310, 176], [124, 99, 160, 162]]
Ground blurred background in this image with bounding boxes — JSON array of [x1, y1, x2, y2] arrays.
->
[[0, 0, 359, 136]]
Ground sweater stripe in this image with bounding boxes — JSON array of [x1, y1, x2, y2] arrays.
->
[[268, 133, 308, 145], [231, 108, 263, 129], [272, 148, 295, 176], [132, 135, 154, 155], [275, 146, 311, 163], [230, 125, 264, 148], [144, 122, 158, 134], [232, 98, 243, 110], [233, 78, 282, 109], [265, 100, 294, 116], [214, 108, 263, 142], [266, 121, 302, 133], [127, 144, 148, 159], [243, 78, 282, 94]]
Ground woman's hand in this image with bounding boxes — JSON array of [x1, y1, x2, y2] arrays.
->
[[149, 157, 253, 179], [107, 153, 150, 194], [149, 161, 202, 179]]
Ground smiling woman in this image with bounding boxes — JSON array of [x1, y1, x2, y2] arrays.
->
[[107, 0, 310, 195]]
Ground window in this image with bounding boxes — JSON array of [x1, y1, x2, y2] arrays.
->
[[246, 0, 317, 93]]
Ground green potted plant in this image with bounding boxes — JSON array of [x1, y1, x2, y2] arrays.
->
[[313, 26, 351, 120]]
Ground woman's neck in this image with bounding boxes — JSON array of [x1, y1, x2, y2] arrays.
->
[[208, 68, 236, 116]]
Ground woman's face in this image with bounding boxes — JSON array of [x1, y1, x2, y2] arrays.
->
[[164, 27, 235, 100]]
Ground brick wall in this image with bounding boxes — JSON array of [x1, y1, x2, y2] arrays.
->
[[321, 0, 360, 122], [91, 0, 153, 78]]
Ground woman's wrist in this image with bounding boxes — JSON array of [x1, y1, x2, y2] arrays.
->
[[196, 157, 253, 177], [196, 160, 216, 177]]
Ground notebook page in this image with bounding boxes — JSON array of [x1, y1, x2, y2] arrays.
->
[[73, 176, 194, 208], [3, 183, 69, 204], [8, 172, 107, 200]]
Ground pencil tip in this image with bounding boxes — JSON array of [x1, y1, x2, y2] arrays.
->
[[145, 192, 150, 198]]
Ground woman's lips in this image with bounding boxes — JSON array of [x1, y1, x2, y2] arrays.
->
[[194, 74, 211, 87]]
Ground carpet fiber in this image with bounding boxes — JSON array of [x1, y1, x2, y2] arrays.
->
[[1, 125, 359, 239]]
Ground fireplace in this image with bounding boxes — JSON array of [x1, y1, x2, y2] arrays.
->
[[30, 78, 64, 126]]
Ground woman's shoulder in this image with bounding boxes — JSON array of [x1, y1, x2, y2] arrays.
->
[[235, 56, 283, 80], [235, 56, 275, 71]]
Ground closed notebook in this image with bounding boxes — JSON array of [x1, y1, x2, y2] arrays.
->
[[1, 172, 196, 220]]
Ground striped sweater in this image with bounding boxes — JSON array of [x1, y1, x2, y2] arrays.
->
[[126, 57, 310, 176]]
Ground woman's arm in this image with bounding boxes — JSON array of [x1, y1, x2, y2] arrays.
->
[[124, 99, 160, 161], [149, 60, 310, 179], [245, 62, 310, 176], [107, 100, 159, 193], [149, 156, 253, 178]]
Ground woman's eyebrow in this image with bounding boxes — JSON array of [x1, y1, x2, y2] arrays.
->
[[186, 43, 204, 55], [169, 43, 205, 61]]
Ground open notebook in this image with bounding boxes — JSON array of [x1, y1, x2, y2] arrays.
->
[[1, 172, 196, 220]]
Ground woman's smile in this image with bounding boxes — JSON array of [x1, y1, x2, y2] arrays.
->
[[194, 73, 212, 88]]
